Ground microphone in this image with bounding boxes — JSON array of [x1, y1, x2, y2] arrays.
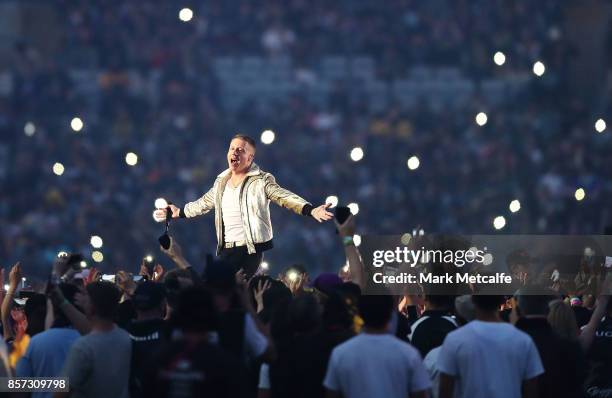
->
[[158, 202, 173, 250]]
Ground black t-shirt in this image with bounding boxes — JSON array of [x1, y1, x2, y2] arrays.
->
[[126, 318, 170, 398], [409, 310, 457, 358], [143, 339, 245, 398], [516, 317, 585, 398], [270, 327, 354, 398], [587, 316, 612, 388]]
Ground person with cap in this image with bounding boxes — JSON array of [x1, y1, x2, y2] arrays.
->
[[124, 281, 169, 398], [154, 134, 333, 278]]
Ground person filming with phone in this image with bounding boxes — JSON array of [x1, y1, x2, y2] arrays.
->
[[154, 134, 333, 278]]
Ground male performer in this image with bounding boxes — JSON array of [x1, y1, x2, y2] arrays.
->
[[154, 134, 333, 277]]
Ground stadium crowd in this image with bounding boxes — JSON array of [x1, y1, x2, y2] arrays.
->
[[0, 217, 610, 398], [1, 0, 610, 276]]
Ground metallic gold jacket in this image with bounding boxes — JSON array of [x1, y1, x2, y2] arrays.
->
[[183, 163, 311, 254]]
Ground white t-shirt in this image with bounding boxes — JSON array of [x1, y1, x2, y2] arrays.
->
[[436, 320, 544, 398], [221, 182, 246, 242], [324, 333, 431, 398]]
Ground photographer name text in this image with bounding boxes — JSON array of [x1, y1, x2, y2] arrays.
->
[[372, 272, 512, 285]]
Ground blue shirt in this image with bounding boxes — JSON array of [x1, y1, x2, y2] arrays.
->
[[16, 327, 80, 398]]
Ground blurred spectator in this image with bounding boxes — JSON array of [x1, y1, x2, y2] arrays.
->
[[323, 294, 431, 398], [437, 295, 544, 398], [61, 281, 131, 398]]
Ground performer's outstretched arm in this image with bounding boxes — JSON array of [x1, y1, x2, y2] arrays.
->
[[183, 184, 216, 218], [264, 174, 333, 222], [154, 184, 216, 221]]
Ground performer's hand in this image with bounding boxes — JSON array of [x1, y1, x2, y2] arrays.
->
[[153, 204, 180, 222], [311, 203, 333, 223]]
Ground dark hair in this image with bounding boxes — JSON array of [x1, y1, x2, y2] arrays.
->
[[358, 295, 394, 328], [516, 286, 558, 316], [471, 295, 505, 312], [288, 294, 321, 334], [231, 134, 256, 150], [259, 279, 292, 324], [163, 268, 194, 308], [25, 293, 47, 336], [323, 291, 354, 330], [173, 286, 218, 333], [86, 281, 121, 319]]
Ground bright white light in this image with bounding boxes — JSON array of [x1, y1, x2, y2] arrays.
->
[[24, 122, 36, 136], [350, 147, 364, 162], [92, 251, 104, 263], [155, 198, 168, 209], [125, 152, 138, 166], [90, 235, 103, 248], [575, 188, 586, 201], [53, 162, 65, 176], [179, 7, 193, 22], [145, 255, 154, 263], [70, 117, 84, 132], [325, 195, 339, 208], [533, 61, 545, 77], [509, 199, 521, 213], [287, 271, 298, 282], [407, 156, 420, 170], [261, 261, 269, 270], [475, 112, 488, 126], [353, 234, 361, 247], [79, 261, 87, 268], [348, 202, 359, 215], [57, 251, 68, 258], [493, 51, 506, 66], [595, 119, 606, 133], [261, 130, 275, 145], [3, 284, 8, 291], [342, 263, 349, 273], [493, 215, 506, 230]]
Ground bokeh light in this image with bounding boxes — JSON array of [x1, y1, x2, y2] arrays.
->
[[261, 129, 275, 144], [493, 215, 506, 230], [348, 202, 359, 215], [52, 162, 65, 176], [325, 195, 338, 208], [475, 112, 488, 126], [509, 199, 521, 213], [179, 8, 193, 22], [79, 260, 87, 268], [24, 122, 36, 136], [92, 251, 104, 263], [90, 235, 103, 249], [493, 51, 506, 66], [533, 61, 546, 77], [125, 152, 138, 166], [407, 156, 420, 170], [595, 118, 606, 133], [70, 117, 84, 132], [261, 261, 269, 270], [350, 147, 364, 162], [575, 187, 586, 201], [353, 234, 361, 247], [155, 198, 168, 209]]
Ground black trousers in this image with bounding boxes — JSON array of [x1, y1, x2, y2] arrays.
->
[[219, 246, 263, 279]]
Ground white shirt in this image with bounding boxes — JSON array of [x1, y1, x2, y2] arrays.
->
[[436, 320, 544, 398], [324, 333, 431, 398], [221, 181, 246, 242]]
